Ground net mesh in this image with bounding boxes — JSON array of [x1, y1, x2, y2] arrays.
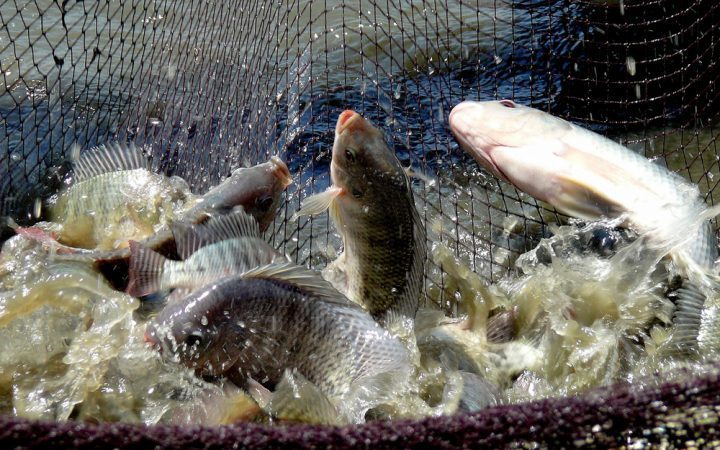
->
[[1, 0, 720, 445]]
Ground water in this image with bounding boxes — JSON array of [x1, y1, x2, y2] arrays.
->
[[1, 0, 720, 427]]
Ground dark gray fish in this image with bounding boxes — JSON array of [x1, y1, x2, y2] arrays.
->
[[144, 262, 410, 400], [293, 110, 426, 328]]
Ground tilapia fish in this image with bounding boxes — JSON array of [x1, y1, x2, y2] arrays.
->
[[449, 100, 719, 352], [46, 142, 190, 251], [23, 154, 291, 290], [127, 209, 286, 297], [293, 110, 426, 327], [145, 262, 410, 423], [181, 155, 292, 233]]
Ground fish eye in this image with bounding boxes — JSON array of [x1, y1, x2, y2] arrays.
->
[[184, 332, 203, 349], [499, 99, 516, 108], [256, 195, 274, 211], [345, 147, 358, 163]]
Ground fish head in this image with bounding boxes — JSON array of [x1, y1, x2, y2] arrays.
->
[[330, 110, 407, 204], [448, 100, 572, 183], [448, 100, 624, 217], [144, 293, 240, 376], [201, 157, 292, 231]]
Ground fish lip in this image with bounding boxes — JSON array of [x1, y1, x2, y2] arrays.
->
[[144, 330, 163, 354], [269, 156, 293, 188], [336, 110, 361, 134]]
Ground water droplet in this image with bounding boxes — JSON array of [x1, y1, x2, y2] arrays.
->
[[626, 56, 636, 76], [33, 198, 42, 218], [201, 315, 208, 326]]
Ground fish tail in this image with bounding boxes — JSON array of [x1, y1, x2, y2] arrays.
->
[[127, 240, 168, 296], [668, 284, 706, 355]]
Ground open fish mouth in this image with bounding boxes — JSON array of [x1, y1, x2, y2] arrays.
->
[[269, 156, 293, 188], [336, 110, 362, 133]]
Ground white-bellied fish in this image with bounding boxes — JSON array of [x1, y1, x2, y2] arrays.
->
[[293, 110, 426, 329], [127, 209, 285, 297], [144, 261, 411, 424], [449, 100, 719, 353]]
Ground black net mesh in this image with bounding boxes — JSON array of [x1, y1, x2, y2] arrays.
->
[[2, 0, 720, 446]]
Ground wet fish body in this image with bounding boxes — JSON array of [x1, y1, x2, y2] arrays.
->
[[449, 100, 717, 272], [145, 262, 410, 400], [182, 155, 292, 233], [294, 110, 426, 326], [47, 142, 189, 251], [449, 100, 719, 351], [127, 210, 286, 297]]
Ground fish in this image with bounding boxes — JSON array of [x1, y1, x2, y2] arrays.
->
[[23, 155, 292, 290], [126, 209, 286, 297], [45, 142, 191, 251], [182, 155, 292, 233], [144, 261, 411, 422], [449, 100, 719, 353], [292, 110, 426, 328]]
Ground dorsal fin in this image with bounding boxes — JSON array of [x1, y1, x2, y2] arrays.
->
[[73, 142, 149, 182], [172, 208, 261, 259], [241, 261, 354, 307]]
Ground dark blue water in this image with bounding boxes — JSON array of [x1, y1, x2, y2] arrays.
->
[[2, 0, 703, 244]]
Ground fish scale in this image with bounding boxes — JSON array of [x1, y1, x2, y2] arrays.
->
[[145, 263, 410, 400], [449, 100, 719, 353], [295, 110, 427, 328]]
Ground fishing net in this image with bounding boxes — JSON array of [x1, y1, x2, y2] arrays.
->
[[1, 0, 720, 447]]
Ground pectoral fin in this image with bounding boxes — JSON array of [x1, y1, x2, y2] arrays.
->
[[291, 186, 343, 221], [248, 370, 346, 425]]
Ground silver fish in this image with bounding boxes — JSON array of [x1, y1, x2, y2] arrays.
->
[[144, 262, 410, 403], [293, 110, 426, 327], [21, 155, 292, 290], [127, 209, 285, 297], [449, 100, 719, 352], [183, 155, 292, 233]]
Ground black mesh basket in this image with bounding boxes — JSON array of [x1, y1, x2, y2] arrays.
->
[[1, 0, 720, 447]]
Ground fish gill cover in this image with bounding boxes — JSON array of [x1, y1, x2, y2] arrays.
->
[[1, 0, 720, 447]]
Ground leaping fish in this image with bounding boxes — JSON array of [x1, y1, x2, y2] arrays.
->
[[293, 110, 426, 330], [449, 100, 719, 354]]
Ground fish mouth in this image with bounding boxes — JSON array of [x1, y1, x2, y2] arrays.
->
[[143, 330, 163, 354], [269, 156, 293, 188], [336, 110, 362, 134]]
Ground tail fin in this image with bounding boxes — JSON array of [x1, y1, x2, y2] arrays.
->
[[668, 284, 706, 355], [127, 240, 168, 297]]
